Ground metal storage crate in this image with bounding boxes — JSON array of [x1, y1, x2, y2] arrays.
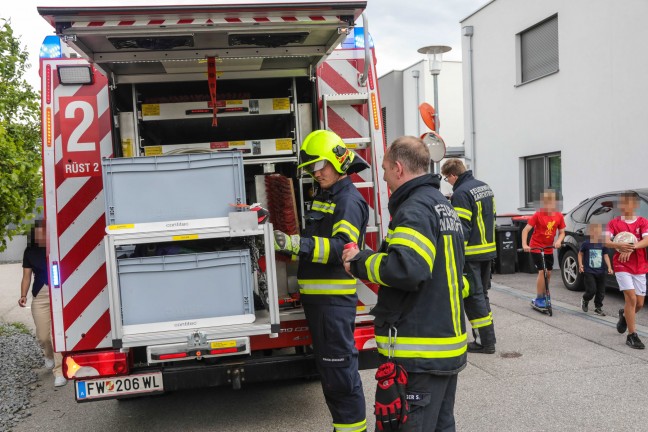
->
[[102, 152, 245, 225], [117, 250, 254, 327]]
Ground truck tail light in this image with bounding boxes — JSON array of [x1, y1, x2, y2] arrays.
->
[[64, 350, 129, 380], [157, 352, 188, 360], [209, 347, 238, 355]]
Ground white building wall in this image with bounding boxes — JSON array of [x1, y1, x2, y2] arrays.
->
[[423, 61, 464, 151], [462, 0, 648, 214], [377, 70, 404, 146], [379, 60, 464, 147], [0, 236, 27, 263], [399, 60, 464, 150], [378, 60, 464, 198], [402, 61, 426, 140]]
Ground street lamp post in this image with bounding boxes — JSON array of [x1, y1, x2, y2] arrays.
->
[[417, 45, 452, 135]]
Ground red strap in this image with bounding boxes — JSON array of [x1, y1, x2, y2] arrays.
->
[[208, 57, 218, 126]]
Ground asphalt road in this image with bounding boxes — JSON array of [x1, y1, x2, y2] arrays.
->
[[492, 270, 648, 327], [5, 264, 648, 431]]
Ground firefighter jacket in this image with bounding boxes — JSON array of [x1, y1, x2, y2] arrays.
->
[[298, 176, 369, 307], [350, 174, 467, 374], [451, 170, 497, 261]]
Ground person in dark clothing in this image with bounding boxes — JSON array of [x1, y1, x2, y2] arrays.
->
[[579, 222, 613, 315], [274, 130, 369, 432], [19, 220, 67, 387], [344, 136, 467, 432], [441, 159, 497, 354]]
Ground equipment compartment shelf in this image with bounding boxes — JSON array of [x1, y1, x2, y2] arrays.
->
[[143, 137, 295, 157], [141, 98, 292, 121], [138, 108, 295, 155]]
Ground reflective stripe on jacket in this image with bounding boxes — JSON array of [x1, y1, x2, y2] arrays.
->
[[298, 176, 369, 306], [451, 170, 497, 261], [351, 174, 467, 374]]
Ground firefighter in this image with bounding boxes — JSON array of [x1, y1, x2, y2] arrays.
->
[[343, 136, 467, 431], [441, 158, 497, 354], [273, 130, 369, 432]]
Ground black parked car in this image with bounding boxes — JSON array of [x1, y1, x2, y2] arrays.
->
[[559, 189, 648, 291]]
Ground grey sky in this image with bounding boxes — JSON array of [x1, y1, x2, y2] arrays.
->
[[3, 0, 489, 90]]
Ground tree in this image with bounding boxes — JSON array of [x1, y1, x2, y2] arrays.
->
[[0, 18, 42, 251]]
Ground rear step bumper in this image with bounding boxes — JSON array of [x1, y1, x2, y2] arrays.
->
[[110, 350, 378, 398], [162, 353, 319, 391], [141, 350, 378, 393]]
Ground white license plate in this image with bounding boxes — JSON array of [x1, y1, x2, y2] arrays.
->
[[76, 372, 163, 400]]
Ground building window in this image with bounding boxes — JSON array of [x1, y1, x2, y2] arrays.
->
[[524, 152, 561, 206], [381, 107, 387, 138], [518, 15, 559, 84]]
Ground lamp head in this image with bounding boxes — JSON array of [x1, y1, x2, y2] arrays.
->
[[417, 45, 452, 75]]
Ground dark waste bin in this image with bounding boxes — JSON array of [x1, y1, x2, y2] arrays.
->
[[495, 225, 518, 274], [512, 215, 536, 274]]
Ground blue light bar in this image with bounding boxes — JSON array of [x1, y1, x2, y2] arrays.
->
[[51, 261, 61, 288], [341, 27, 374, 49], [40, 35, 63, 59]]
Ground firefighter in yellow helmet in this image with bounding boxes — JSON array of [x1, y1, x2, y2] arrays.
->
[[274, 130, 370, 432]]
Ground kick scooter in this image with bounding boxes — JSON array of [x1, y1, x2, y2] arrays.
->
[[522, 247, 553, 316]]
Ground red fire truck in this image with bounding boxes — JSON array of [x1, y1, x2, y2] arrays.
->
[[37, 1, 389, 402]]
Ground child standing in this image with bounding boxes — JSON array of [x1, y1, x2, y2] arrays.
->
[[579, 223, 613, 316], [521, 189, 566, 309], [606, 191, 648, 350]]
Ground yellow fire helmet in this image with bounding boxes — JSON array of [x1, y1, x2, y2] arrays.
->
[[297, 130, 369, 175]]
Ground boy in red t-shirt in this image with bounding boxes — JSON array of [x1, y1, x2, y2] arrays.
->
[[606, 191, 648, 349], [521, 190, 566, 309]]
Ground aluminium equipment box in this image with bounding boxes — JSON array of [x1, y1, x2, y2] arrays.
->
[[102, 152, 246, 225]]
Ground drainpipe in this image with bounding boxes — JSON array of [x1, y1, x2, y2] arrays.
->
[[411, 69, 420, 135], [463, 25, 476, 176]]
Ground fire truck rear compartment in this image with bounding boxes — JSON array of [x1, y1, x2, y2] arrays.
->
[[104, 71, 317, 356], [39, 2, 380, 399]]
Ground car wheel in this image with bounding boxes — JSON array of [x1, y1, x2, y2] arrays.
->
[[561, 249, 583, 291]]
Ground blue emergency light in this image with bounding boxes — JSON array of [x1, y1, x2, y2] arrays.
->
[[51, 261, 61, 288], [341, 27, 374, 49], [40, 35, 63, 59]]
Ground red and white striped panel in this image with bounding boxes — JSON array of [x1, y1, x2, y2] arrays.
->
[[317, 49, 390, 244], [43, 59, 113, 352], [317, 48, 390, 310], [71, 15, 341, 28]]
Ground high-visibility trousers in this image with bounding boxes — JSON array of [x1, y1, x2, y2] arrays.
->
[[464, 260, 496, 346], [401, 372, 459, 432], [303, 303, 367, 432]]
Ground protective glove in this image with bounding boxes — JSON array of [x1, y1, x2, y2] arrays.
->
[[375, 360, 409, 431], [273, 230, 300, 255]]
